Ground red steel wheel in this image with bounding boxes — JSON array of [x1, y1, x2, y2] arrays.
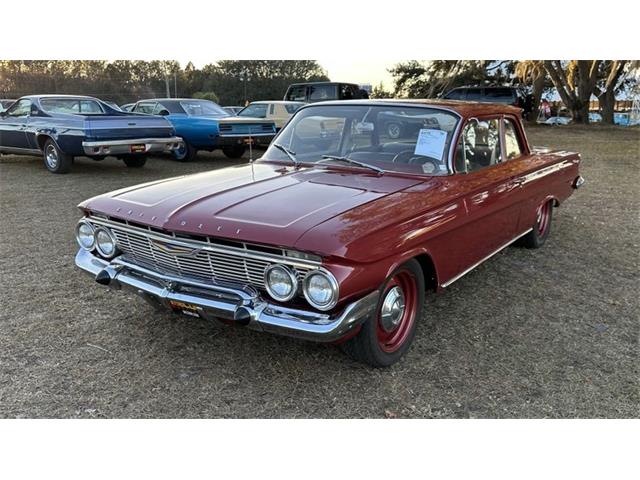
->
[[341, 259, 425, 367], [376, 270, 419, 353], [519, 199, 554, 249], [536, 201, 552, 237]]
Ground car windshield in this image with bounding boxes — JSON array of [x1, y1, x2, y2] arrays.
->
[[40, 98, 105, 115], [261, 104, 460, 176], [238, 103, 268, 118], [179, 100, 229, 117]]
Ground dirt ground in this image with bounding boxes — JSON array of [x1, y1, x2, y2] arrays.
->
[[0, 125, 638, 418]]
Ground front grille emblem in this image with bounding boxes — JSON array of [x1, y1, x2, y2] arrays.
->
[[150, 240, 198, 256]]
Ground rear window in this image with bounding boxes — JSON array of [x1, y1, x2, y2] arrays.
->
[[238, 103, 268, 118], [40, 98, 104, 114]]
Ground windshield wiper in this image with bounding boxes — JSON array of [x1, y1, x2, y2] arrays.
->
[[272, 143, 298, 167], [319, 155, 384, 175]]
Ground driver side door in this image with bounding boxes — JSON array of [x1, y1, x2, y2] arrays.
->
[[0, 99, 32, 149], [445, 117, 524, 276]]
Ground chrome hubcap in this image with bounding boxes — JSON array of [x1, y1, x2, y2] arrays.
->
[[45, 145, 58, 169], [380, 286, 405, 332]]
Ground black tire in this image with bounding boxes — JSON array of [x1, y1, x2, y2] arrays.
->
[[386, 122, 403, 139], [173, 141, 198, 162], [341, 259, 425, 367], [222, 145, 246, 159], [519, 200, 553, 249], [122, 156, 147, 168], [42, 139, 73, 174]]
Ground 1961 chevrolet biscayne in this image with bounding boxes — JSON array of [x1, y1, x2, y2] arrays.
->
[[0, 95, 181, 173], [74, 99, 583, 366]]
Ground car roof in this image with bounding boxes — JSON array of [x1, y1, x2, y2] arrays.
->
[[22, 94, 99, 100], [138, 98, 214, 103], [288, 81, 358, 86], [302, 98, 522, 117], [249, 100, 305, 105]]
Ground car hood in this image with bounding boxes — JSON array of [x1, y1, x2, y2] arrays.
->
[[80, 162, 424, 255]]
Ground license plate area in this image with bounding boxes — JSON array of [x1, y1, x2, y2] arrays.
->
[[130, 144, 146, 153], [168, 300, 201, 318]]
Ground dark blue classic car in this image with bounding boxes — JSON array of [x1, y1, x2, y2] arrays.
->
[[130, 98, 276, 161], [0, 95, 182, 173]]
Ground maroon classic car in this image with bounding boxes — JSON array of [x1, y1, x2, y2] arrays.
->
[[74, 99, 583, 367]]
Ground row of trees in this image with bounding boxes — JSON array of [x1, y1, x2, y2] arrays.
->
[[0, 60, 329, 105], [373, 60, 637, 124]]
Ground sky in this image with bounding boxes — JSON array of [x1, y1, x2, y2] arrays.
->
[[316, 58, 398, 88]]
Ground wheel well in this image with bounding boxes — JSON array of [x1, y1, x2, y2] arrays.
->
[[36, 134, 51, 150], [414, 254, 438, 292]]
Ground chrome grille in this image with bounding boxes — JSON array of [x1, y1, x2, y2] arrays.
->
[[99, 221, 315, 290]]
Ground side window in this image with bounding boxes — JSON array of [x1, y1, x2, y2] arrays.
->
[[286, 85, 307, 102], [152, 103, 170, 115], [455, 118, 502, 173], [466, 88, 483, 101], [503, 119, 523, 160], [445, 89, 464, 100], [340, 84, 357, 100], [134, 102, 156, 114], [309, 84, 337, 101], [6, 99, 31, 117], [79, 100, 104, 113]]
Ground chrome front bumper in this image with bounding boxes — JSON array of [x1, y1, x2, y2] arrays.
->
[[75, 249, 378, 342], [82, 137, 183, 156]]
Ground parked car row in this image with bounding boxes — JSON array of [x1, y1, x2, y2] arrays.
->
[[0, 95, 292, 172]]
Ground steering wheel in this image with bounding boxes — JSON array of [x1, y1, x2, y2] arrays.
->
[[392, 150, 441, 174]]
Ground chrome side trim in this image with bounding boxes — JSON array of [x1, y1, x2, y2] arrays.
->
[[217, 133, 275, 138], [86, 217, 322, 270], [441, 228, 533, 288], [82, 137, 182, 147], [0, 146, 42, 155]]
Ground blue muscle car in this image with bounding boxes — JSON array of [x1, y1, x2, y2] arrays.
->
[[0, 95, 182, 174], [130, 98, 276, 161]]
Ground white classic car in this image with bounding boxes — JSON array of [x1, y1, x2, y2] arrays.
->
[[237, 100, 305, 131]]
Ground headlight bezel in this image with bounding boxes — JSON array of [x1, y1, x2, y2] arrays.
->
[[75, 219, 96, 251], [94, 226, 118, 259], [264, 264, 299, 302], [303, 269, 339, 311]]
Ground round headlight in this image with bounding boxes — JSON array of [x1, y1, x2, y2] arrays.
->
[[303, 270, 339, 311], [75, 220, 95, 250], [95, 227, 118, 258], [264, 264, 298, 302]]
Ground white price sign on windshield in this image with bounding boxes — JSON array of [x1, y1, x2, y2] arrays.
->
[[414, 128, 447, 159]]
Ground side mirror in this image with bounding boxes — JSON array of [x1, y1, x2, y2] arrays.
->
[[0, 110, 6, 118], [158, 109, 170, 116]]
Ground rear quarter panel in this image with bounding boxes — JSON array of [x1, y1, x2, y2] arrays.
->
[[167, 115, 219, 149]]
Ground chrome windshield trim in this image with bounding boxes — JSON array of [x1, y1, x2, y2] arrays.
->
[[85, 216, 322, 269]]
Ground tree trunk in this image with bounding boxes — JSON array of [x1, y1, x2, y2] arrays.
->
[[598, 89, 616, 124], [571, 100, 590, 124], [528, 74, 545, 122]]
